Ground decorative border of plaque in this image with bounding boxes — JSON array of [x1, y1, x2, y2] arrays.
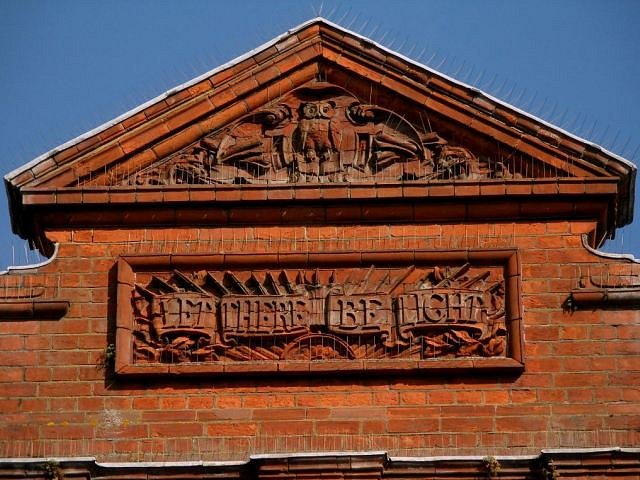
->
[[114, 249, 523, 376]]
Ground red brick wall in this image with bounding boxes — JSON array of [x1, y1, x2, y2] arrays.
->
[[1, 220, 638, 461]]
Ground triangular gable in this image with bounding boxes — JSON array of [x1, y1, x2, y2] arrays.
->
[[120, 82, 519, 186], [4, 18, 636, 254]]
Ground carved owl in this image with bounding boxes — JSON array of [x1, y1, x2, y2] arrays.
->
[[295, 101, 337, 165], [301, 101, 335, 119]]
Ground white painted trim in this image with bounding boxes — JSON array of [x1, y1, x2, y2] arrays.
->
[[582, 234, 640, 263], [250, 450, 387, 460], [0, 243, 60, 275], [390, 455, 538, 461], [0, 458, 247, 468], [97, 460, 248, 468], [541, 447, 622, 454], [0, 457, 96, 463]]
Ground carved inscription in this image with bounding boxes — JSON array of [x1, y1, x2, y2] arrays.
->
[[327, 295, 393, 332], [153, 294, 215, 332], [219, 295, 310, 339], [398, 290, 486, 326], [129, 264, 508, 364], [123, 83, 514, 186]]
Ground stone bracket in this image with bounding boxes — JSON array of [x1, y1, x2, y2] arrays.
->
[[0, 300, 69, 320]]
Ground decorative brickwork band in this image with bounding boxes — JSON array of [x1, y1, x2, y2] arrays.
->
[[115, 249, 523, 375]]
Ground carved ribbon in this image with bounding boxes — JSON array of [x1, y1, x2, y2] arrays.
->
[[131, 265, 507, 363]]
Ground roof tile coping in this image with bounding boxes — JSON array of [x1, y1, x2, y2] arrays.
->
[[5, 17, 635, 186]]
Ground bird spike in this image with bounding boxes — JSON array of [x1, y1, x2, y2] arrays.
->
[[462, 64, 475, 83], [482, 73, 498, 90], [576, 112, 589, 136], [609, 129, 621, 152], [336, 6, 352, 25], [494, 77, 509, 98], [452, 59, 467, 78], [346, 12, 361, 29], [472, 68, 486, 87], [325, 4, 338, 20], [522, 90, 538, 111], [387, 32, 398, 49], [619, 135, 632, 157], [598, 124, 611, 145], [416, 45, 428, 62], [511, 86, 527, 106], [439, 55, 454, 73], [396, 35, 409, 53], [368, 23, 380, 38], [545, 101, 559, 122], [378, 28, 390, 44], [586, 119, 599, 140], [358, 17, 370, 34], [503, 82, 517, 102], [406, 42, 418, 58], [533, 96, 549, 116]]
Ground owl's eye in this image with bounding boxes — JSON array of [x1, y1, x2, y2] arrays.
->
[[304, 103, 318, 117]]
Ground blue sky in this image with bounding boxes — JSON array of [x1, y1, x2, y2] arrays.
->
[[1, 0, 639, 268]]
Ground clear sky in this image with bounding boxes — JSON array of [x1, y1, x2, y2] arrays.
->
[[1, 0, 639, 268]]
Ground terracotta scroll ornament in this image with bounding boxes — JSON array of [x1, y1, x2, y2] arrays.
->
[[129, 264, 507, 364], [125, 84, 514, 186]]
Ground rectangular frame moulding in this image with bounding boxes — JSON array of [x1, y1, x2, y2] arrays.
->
[[114, 248, 524, 377]]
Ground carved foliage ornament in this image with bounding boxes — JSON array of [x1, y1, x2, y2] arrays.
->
[[126, 84, 513, 186], [129, 264, 507, 365]]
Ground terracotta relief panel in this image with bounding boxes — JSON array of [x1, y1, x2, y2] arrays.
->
[[115, 250, 523, 375], [121, 83, 516, 186]]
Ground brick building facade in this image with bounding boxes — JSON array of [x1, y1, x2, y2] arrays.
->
[[1, 19, 638, 479]]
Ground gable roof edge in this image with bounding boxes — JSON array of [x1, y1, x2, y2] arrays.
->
[[319, 19, 636, 174], [5, 17, 636, 185], [2, 17, 325, 183]]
